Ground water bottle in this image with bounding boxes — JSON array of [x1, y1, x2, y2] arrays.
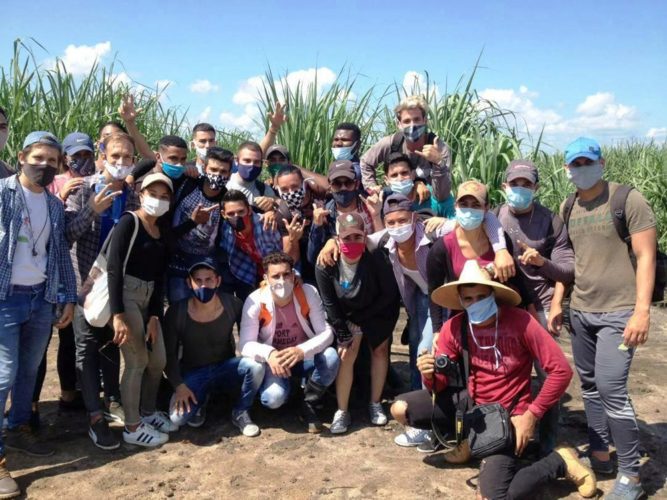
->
[[53, 284, 67, 325], [94, 173, 106, 194]]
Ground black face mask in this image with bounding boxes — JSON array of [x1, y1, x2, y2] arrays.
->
[[192, 286, 217, 303], [22, 163, 57, 188], [227, 215, 246, 232], [69, 157, 96, 177], [332, 190, 357, 208]]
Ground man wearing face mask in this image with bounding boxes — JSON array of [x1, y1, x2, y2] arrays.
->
[[360, 96, 452, 204], [165, 147, 231, 303], [494, 159, 574, 457], [0, 107, 13, 179], [240, 252, 339, 433], [48, 133, 96, 202], [390, 260, 595, 498], [557, 138, 657, 499], [226, 141, 278, 213], [164, 259, 264, 434], [0, 132, 77, 498], [219, 190, 287, 301], [64, 131, 140, 449], [307, 160, 383, 266]]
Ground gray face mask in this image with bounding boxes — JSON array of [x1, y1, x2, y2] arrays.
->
[[402, 124, 426, 142], [566, 161, 603, 190]]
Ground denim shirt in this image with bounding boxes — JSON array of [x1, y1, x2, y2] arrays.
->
[[0, 175, 77, 303]]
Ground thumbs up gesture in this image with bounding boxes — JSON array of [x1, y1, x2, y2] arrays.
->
[[517, 240, 545, 267], [414, 135, 443, 165]]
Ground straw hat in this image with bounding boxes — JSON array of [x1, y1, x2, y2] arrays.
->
[[431, 260, 521, 310]]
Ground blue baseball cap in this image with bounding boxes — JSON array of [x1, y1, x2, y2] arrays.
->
[[22, 131, 61, 152], [63, 132, 94, 156], [564, 137, 602, 165]]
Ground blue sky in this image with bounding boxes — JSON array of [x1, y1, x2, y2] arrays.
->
[[2, 0, 666, 149]]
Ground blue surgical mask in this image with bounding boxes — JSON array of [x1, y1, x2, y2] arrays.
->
[[566, 162, 603, 190], [402, 124, 426, 142], [331, 144, 356, 161], [390, 179, 414, 196], [237, 163, 262, 182], [455, 207, 484, 230], [505, 186, 535, 211], [192, 286, 217, 304], [332, 190, 357, 208], [464, 293, 498, 325], [162, 161, 185, 179]]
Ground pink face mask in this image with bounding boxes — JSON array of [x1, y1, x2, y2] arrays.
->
[[339, 241, 365, 260]]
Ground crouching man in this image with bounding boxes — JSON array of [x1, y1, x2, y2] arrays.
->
[[390, 260, 597, 499], [164, 259, 265, 437], [240, 252, 340, 433]]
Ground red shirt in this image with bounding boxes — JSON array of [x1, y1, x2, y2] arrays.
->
[[235, 229, 263, 277], [425, 306, 572, 419], [444, 231, 495, 278]]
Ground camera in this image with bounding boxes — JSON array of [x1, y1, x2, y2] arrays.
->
[[434, 354, 459, 377]]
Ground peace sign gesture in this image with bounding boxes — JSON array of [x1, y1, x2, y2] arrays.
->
[[119, 94, 142, 123]]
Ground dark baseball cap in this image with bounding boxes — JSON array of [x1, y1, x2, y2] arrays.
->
[[505, 159, 539, 184], [328, 160, 356, 181], [63, 132, 94, 156], [22, 131, 61, 152], [188, 258, 218, 275], [383, 193, 413, 215], [265, 144, 290, 161]]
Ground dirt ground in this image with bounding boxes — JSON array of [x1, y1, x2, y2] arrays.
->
[[6, 306, 667, 499]]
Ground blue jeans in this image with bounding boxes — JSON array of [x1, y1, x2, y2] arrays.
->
[[0, 285, 54, 455], [260, 347, 340, 409], [169, 357, 264, 426], [408, 291, 434, 390]]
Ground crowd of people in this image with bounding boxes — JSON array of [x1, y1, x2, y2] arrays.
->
[[0, 94, 658, 499]]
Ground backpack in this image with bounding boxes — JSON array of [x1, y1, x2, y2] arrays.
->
[[390, 130, 437, 154], [562, 185, 666, 303]]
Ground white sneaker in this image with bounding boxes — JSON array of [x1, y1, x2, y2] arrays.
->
[[329, 409, 351, 434], [369, 402, 387, 426], [394, 426, 430, 447], [123, 422, 168, 447], [231, 410, 260, 437], [142, 411, 179, 433]]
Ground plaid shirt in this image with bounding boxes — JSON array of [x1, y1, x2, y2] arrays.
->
[[220, 213, 282, 286], [65, 178, 139, 289], [0, 175, 77, 303]]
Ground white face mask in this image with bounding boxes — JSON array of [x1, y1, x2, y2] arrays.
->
[[194, 146, 208, 161], [270, 278, 294, 299], [142, 194, 170, 217], [104, 160, 133, 180], [387, 222, 415, 243]]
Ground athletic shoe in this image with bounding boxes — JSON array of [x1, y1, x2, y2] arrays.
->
[[5, 425, 54, 457], [394, 427, 430, 447], [123, 422, 168, 447], [417, 432, 444, 453], [443, 440, 471, 464], [300, 401, 323, 434], [329, 410, 351, 435], [580, 453, 615, 475], [104, 401, 125, 424], [88, 418, 120, 450], [0, 456, 20, 499], [58, 393, 85, 412], [142, 411, 179, 433], [606, 474, 646, 500], [368, 402, 387, 426], [555, 446, 597, 498], [187, 406, 206, 428], [231, 410, 260, 437]]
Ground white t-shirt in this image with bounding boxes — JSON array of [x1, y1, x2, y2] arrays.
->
[[401, 264, 428, 295], [226, 173, 277, 205], [11, 187, 50, 286]]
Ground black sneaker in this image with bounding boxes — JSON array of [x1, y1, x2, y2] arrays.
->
[[300, 401, 323, 434], [58, 392, 85, 412], [88, 418, 120, 450], [417, 431, 444, 453], [5, 425, 54, 457]]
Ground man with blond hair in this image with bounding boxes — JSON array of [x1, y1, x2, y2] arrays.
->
[[359, 95, 452, 206]]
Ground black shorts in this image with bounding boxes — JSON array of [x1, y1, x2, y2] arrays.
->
[[396, 387, 471, 436]]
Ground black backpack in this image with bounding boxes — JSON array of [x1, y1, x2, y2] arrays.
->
[[562, 185, 666, 303]]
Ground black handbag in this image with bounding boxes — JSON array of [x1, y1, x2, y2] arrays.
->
[[458, 313, 518, 459]]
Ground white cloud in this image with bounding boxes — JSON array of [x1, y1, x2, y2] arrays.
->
[[232, 76, 266, 105], [402, 71, 439, 98], [190, 79, 220, 94], [647, 127, 667, 140], [218, 104, 262, 132], [108, 72, 133, 90], [478, 86, 640, 143], [59, 42, 111, 75], [197, 106, 212, 123]]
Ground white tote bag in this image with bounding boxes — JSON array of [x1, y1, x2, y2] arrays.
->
[[81, 212, 139, 327]]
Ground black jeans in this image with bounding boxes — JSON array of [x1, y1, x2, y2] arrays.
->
[[72, 306, 121, 417], [32, 324, 78, 403], [478, 451, 566, 500]]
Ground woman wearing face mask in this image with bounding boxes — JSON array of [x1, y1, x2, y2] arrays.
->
[[315, 212, 400, 434], [107, 172, 176, 447], [427, 180, 533, 341]]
